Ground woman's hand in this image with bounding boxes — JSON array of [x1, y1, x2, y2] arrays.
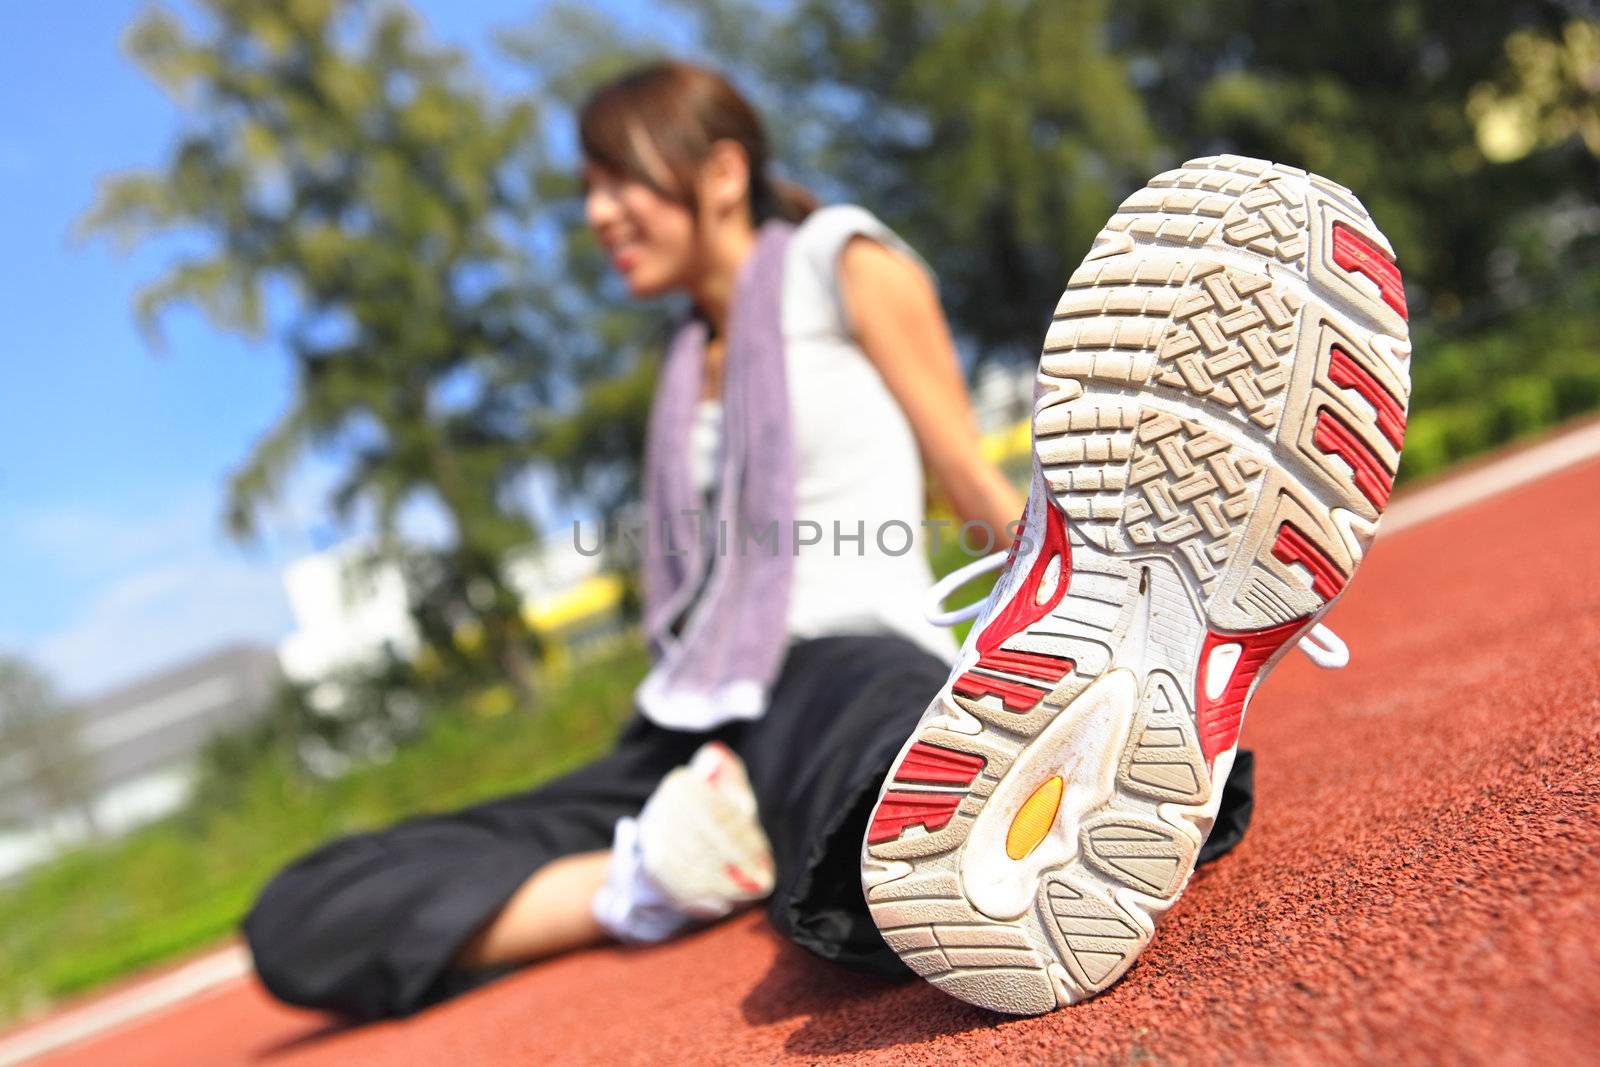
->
[[838, 235, 1026, 546]]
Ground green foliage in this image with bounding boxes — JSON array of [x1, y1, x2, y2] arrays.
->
[[533, 345, 659, 531], [0, 642, 648, 1024], [735, 0, 1599, 342], [83, 0, 565, 700], [1468, 18, 1600, 163], [1121, 0, 1600, 328], [1402, 275, 1600, 480], [771, 0, 1163, 359], [0, 657, 96, 832], [529, 0, 1600, 492]]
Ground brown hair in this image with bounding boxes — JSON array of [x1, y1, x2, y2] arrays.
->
[[578, 60, 816, 226]]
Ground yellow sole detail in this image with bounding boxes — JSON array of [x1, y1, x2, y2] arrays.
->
[[1006, 776, 1064, 860]]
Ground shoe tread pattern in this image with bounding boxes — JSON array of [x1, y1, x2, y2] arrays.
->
[[863, 155, 1410, 1014]]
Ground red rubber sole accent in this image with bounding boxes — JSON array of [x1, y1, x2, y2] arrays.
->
[[950, 671, 1053, 712], [1194, 617, 1308, 762], [975, 505, 1071, 655], [867, 791, 963, 845], [894, 741, 987, 786], [1271, 521, 1350, 603], [1328, 345, 1406, 449], [1314, 407, 1396, 509], [952, 648, 1076, 712], [1332, 221, 1407, 319]]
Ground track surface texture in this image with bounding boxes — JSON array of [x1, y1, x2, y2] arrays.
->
[[18, 450, 1600, 1066]]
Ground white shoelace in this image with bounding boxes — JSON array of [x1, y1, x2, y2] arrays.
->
[[925, 550, 1349, 670]]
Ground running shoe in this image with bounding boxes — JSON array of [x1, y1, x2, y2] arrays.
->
[[860, 155, 1411, 1013], [594, 741, 774, 942]]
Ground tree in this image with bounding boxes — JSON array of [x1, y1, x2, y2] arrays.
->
[[492, 11, 670, 531], [0, 656, 97, 833], [526, 0, 1598, 346], [1116, 0, 1600, 326], [761, 0, 1163, 361], [84, 0, 563, 704], [1468, 17, 1600, 165]]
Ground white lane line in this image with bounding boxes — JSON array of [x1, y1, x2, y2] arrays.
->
[[0, 946, 251, 1067], [1382, 419, 1600, 537]]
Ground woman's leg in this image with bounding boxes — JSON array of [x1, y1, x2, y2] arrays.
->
[[452, 850, 610, 969], [243, 717, 710, 1019]]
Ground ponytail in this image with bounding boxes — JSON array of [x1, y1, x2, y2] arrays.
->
[[752, 173, 817, 224]]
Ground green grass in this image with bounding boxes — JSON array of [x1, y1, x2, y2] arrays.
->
[[1400, 298, 1600, 483], [0, 643, 647, 1024]]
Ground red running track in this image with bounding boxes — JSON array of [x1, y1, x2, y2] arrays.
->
[[26, 456, 1600, 1066]]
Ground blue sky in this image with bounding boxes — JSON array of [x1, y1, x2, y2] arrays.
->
[[0, 1, 674, 697]]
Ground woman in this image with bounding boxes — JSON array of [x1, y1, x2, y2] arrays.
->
[[243, 60, 1257, 1020]]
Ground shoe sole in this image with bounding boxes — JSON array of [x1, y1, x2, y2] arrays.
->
[[859, 155, 1411, 1014]]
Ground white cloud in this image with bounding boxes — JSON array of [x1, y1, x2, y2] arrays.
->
[[30, 556, 292, 698], [13, 489, 299, 698], [16, 503, 210, 583], [9, 461, 471, 699]]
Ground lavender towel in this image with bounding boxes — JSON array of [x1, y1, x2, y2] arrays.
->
[[636, 220, 797, 729]]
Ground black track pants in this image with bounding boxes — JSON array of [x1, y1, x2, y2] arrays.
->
[[243, 636, 1255, 1018]]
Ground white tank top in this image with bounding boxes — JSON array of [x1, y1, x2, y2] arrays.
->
[[687, 205, 958, 669]]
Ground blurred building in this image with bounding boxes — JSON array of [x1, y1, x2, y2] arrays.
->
[[278, 544, 421, 685], [276, 537, 628, 686], [78, 644, 280, 812], [0, 644, 280, 880], [970, 359, 1035, 433], [505, 539, 630, 665]]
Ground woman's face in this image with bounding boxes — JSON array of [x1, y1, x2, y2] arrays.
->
[[583, 161, 698, 298]]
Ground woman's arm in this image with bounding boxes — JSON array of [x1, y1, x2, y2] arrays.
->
[[838, 235, 1025, 546]]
